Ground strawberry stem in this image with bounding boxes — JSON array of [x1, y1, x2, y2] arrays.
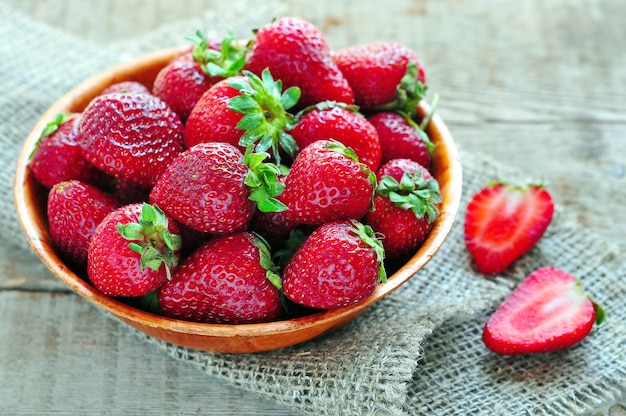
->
[[228, 68, 300, 165], [378, 172, 442, 222], [243, 147, 288, 213], [188, 29, 246, 78], [350, 220, 387, 283], [116, 203, 181, 281]]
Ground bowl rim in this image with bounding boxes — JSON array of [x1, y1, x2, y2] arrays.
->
[[14, 46, 463, 350]]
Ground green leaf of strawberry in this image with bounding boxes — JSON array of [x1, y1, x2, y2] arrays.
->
[[483, 266, 605, 355], [188, 29, 246, 78], [243, 147, 288, 213]]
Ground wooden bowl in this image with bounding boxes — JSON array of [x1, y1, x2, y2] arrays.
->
[[14, 47, 463, 353]]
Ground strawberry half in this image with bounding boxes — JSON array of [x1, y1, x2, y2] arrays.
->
[[464, 182, 555, 274], [483, 266, 605, 355]]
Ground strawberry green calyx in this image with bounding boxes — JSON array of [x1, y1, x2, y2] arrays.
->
[[244, 147, 288, 213], [378, 172, 442, 223], [188, 29, 246, 78], [252, 233, 282, 290], [228, 68, 301, 164], [30, 112, 73, 159], [375, 61, 427, 117], [116, 203, 182, 281], [350, 220, 387, 283]]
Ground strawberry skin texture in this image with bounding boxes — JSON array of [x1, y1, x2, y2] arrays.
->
[[158, 232, 282, 324], [367, 111, 432, 170], [149, 142, 254, 234], [31, 113, 112, 189], [483, 266, 600, 354], [291, 105, 382, 171], [279, 140, 375, 225], [366, 159, 439, 259], [183, 77, 245, 150], [78, 92, 184, 187], [153, 52, 219, 123], [101, 81, 151, 95], [47, 180, 120, 264], [464, 183, 555, 274], [88, 203, 181, 297], [333, 42, 426, 111], [245, 17, 354, 108], [282, 220, 381, 309]]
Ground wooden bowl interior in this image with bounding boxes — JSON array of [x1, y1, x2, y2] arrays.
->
[[14, 47, 462, 353]]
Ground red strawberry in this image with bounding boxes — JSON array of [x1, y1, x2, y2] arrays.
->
[[483, 266, 605, 355], [30, 113, 112, 189], [279, 140, 376, 225], [78, 92, 184, 187], [464, 182, 555, 274], [184, 69, 300, 164], [245, 17, 354, 108], [158, 232, 282, 324], [367, 111, 433, 170], [291, 102, 382, 171], [282, 220, 386, 310], [152, 31, 245, 122], [333, 42, 426, 114], [47, 180, 120, 264], [88, 203, 182, 297], [101, 81, 151, 95], [365, 159, 441, 259]]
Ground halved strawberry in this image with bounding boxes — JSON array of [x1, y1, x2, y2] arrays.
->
[[483, 266, 605, 355], [464, 182, 555, 274]]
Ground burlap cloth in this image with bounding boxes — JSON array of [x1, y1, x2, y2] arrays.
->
[[2, 3, 625, 415]]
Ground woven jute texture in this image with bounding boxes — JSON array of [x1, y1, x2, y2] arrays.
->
[[2, 3, 625, 415]]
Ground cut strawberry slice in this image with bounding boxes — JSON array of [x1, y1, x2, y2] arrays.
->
[[483, 266, 605, 355], [464, 182, 554, 274]]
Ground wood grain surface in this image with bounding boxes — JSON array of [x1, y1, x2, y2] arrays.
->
[[2, 0, 625, 415]]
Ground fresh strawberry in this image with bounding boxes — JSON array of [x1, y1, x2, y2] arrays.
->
[[184, 69, 300, 164], [333, 42, 426, 114], [88, 203, 182, 297], [78, 92, 184, 187], [282, 220, 386, 310], [152, 31, 245, 122], [158, 232, 282, 324], [291, 102, 382, 171], [278, 140, 376, 225], [483, 266, 605, 355], [149, 142, 285, 235], [101, 81, 151, 95], [30, 113, 112, 189], [367, 111, 433, 170], [245, 17, 354, 108], [365, 159, 441, 259], [464, 182, 555, 274], [47, 180, 120, 264]]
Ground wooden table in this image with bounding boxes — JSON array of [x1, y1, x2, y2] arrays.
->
[[2, 0, 625, 414]]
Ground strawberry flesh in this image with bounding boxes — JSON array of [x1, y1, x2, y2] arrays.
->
[[483, 266, 602, 354], [464, 183, 554, 274]]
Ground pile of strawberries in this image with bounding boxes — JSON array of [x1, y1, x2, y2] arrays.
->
[[32, 17, 442, 325]]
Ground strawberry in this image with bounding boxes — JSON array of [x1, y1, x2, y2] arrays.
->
[[149, 142, 285, 235], [30, 113, 112, 189], [291, 102, 382, 171], [279, 140, 376, 225], [367, 111, 433, 170], [158, 232, 282, 324], [47, 180, 120, 264], [78, 92, 184, 187], [245, 17, 354, 108], [464, 182, 555, 274], [184, 69, 300, 164], [101, 81, 151, 95], [152, 31, 245, 122], [365, 159, 441, 259], [483, 266, 605, 355], [282, 220, 386, 310], [333, 42, 426, 114], [88, 203, 181, 297]]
